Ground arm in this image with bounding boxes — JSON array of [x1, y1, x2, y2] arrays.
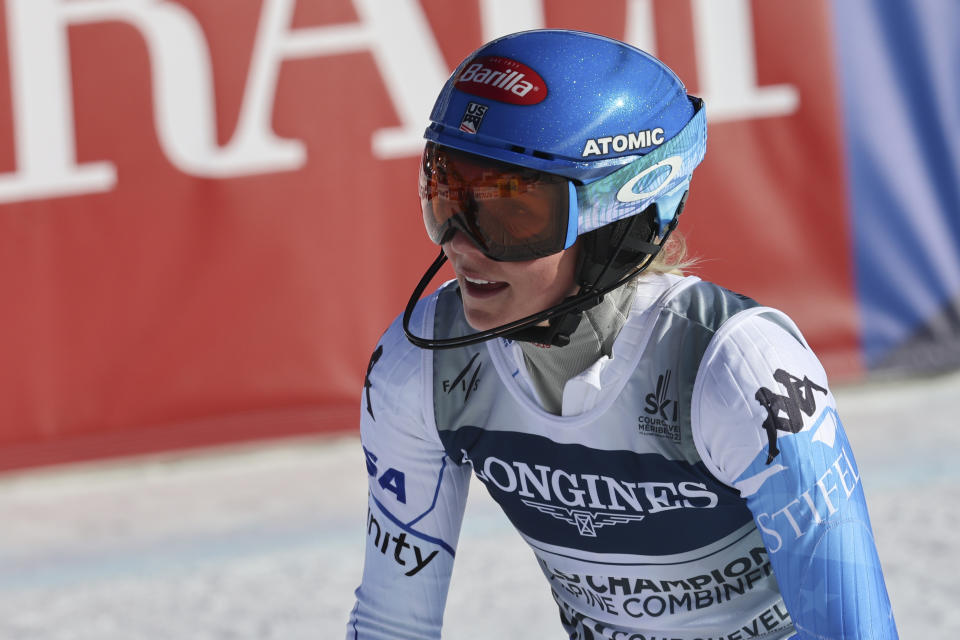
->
[[347, 315, 472, 640], [691, 309, 898, 639]]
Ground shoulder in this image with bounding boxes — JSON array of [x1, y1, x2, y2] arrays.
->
[[630, 274, 762, 337], [361, 282, 453, 439], [690, 304, 833, 489], [365, 313, 425, 410], [358, 290, 474, 546], [658, 276, 761, 331]]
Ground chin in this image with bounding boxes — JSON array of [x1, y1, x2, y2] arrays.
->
[[463, 313, 497, 332], [462, 307, 511, 333]]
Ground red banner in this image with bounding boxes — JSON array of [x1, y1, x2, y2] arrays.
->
[[0, 0, 859, 469]]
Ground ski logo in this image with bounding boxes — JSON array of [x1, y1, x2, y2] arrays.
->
[[644, 369, 678, 420], [522, 499, 646, 537], [460, 102, 488, 134], [455, 56, 546, 105], [755, 369, 828, 464], [639, 369, 680, 441]]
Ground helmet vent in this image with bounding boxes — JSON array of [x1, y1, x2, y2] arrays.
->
[[504, 144, 555, 161]]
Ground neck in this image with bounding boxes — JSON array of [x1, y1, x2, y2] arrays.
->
[[518, 282, 637, 414]]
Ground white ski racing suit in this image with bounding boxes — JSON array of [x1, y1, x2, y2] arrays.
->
[[347, 274, 898, 639]]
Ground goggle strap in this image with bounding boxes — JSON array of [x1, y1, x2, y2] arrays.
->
[[563, 181, 579, 250], [620, 237, 660, 256]]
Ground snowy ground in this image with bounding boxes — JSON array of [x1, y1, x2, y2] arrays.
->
[[1, 370, 958, 639]]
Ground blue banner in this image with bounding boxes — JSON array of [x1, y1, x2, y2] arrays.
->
[[831, 0, 960, 374]]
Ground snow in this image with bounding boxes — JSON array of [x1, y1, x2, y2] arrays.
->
[[0, 370, 958, 638]]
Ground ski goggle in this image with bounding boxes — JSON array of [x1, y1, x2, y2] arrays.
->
[[419, 141, 579, 261], [419, 98, 705, 262]]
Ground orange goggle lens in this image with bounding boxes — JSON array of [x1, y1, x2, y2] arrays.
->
[[419, 142, 572, 261]]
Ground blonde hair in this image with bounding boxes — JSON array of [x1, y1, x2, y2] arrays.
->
[[642, 231, 698, 276]]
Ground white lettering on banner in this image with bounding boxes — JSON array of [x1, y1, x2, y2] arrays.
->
[[62, 0, 301, 178], [0, 0, 116, 204], [691, 0, 799, 121], [624, 0, 656, 54], [245, 0, 446, 159], [0, 0, 798, 205], [478, 0, 544, 42], [480, 0, 799, 123], [0, 0, 447, 203], [1, 0, 304, 203]]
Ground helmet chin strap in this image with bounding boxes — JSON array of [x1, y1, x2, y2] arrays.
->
[[504, 212, 662, 347], [497, 291, 601, 348], [402, 215, 679, 351]]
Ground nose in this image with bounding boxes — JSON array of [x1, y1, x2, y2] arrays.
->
[[445, 228, 487, 258]]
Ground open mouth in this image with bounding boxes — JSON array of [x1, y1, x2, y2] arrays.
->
[[462, 275, 509, 296]]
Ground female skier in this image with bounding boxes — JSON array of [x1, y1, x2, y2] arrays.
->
[[347, 29, 898, 639]]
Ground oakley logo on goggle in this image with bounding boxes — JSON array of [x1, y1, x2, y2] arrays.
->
[[616, 156, 683, 203]]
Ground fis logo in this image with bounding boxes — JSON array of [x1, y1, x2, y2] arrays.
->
[[441, 353, 481, 403], [459, 102, 488, 134]]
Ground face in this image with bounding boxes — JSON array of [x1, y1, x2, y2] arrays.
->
[[442, 231, 580, 331]]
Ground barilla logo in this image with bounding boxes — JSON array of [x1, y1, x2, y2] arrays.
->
[[455, 56, 546, 105]]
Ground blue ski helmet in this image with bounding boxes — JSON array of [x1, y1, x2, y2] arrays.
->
[[424, 29, 706, 240], [404, 30, 707, 350]]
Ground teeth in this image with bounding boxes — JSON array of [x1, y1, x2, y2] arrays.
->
[[465, 276, 497, 285]]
